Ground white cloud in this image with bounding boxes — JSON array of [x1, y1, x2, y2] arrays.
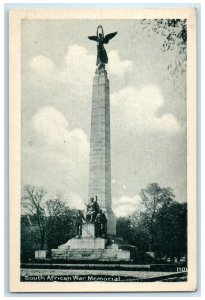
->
[[30, 55, 55, 78], [113, 195, 142, 217], [22, 106, 89, 198], [60, 44, 95, 87], [30, 46, 94, 94], [30, 45, 134, 90], [108, 50, 134, 77], [31, 106, 89, 162], [111, 85, 181, 133]]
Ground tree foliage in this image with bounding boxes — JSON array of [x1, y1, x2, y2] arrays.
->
[[117, 183, 187, 262], [140, 183, 175, 251], [22, 185, 48, 250], [140, 19, 187, 77], [21, 185, 77, 261], [155, 201, 187, 260], [141, 19, 187, 51]]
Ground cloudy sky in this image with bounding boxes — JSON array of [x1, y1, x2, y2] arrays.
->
[[21, 19, 187, 217]]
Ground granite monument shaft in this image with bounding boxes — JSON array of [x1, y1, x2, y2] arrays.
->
[[88, 25, 117, 235]]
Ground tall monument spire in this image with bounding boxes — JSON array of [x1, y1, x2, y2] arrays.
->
[[88, 26, 117, 235], [51, 28, 130, 262]]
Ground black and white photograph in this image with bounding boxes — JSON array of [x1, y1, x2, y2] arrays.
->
[[9, 8, 196, 292]]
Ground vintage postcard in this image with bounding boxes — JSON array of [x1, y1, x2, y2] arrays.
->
[[9, 8, 196, 292]]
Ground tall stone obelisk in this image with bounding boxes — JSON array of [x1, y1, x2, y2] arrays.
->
[[51, 28, 131, 262], [88, 67, 116, 235]]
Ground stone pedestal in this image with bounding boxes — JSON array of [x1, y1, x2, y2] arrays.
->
[[59, 237, 105, 250], [35, 250, 48, 259], [82, 223, 95, 237], [51, 222, 130, 261], [88, 68, 116, 235], [52, 238, 130, 262]]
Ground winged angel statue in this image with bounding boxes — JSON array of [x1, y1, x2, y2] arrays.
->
[[88, 25, 117, 69]]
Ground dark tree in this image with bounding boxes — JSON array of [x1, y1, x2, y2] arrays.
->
[[140, 19, 187, 77], [140, 183, 175, 251], [155, 202, 187, 261], [116, 184, 187, 262], [21, 215, 40, 262], [116, 213, 150, 254], [21, 185, 74, 251], [46, 206, 77, 250], [22, 185, 47, 250], [141, 19, 186, 51], [116, 217, 132, 241]]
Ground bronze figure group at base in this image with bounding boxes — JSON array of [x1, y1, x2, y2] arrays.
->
[[75, 196, 107, 239]]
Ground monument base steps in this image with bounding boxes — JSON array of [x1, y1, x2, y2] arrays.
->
[[51, 242, 130, 261], [51, 223, 131, 262]]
